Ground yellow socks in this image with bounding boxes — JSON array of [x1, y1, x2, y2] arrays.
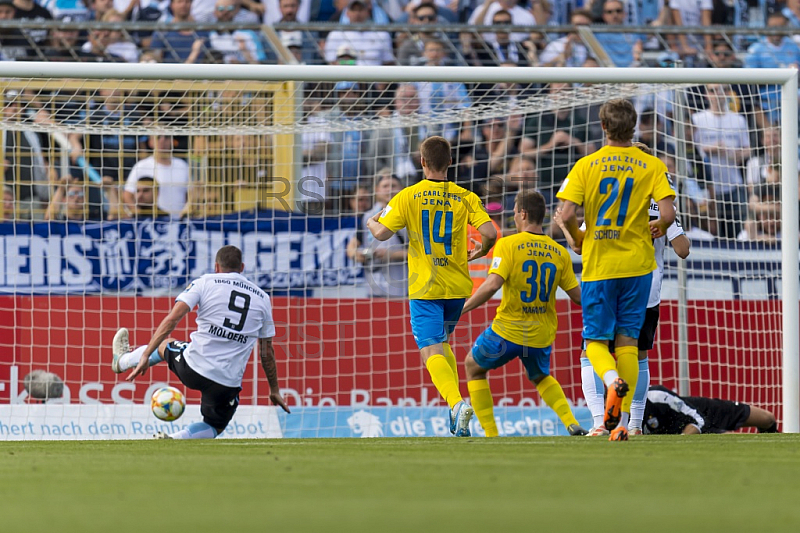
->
[[585, 341, 617, 379], [616, 345, 639, 413], [443, 343, 459, 383], [426, 354, 463, 409], [468, 379, 498, 437], [536, 375, 579, 429]]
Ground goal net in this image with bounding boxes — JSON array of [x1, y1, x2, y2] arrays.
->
[[0, 63, 795, 439]]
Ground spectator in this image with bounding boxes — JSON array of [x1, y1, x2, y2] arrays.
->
[[68, 89, 148, 184], [539, 9, 592, 67], [276, 0, 318, 64], [150, 0, 211, 63], [477, 116, 518, 177], [87, 0, 114, 20], [448, 124, 490, 192], [690, 83, 751, 240], [746, 126, 780, 191], [126, 176, 171, 218], [324, 0, 394, 65], [520, 82, 590, 206], [348, 172, 408, 298], [2, 185, 14, 220], [296, 92, 331, 209], [415, 38, 470, 140], [502, 154, 536, 211], [342, 183, 371, 215], [396, 2, 441, 66], [3, 90, 49, 214], [374, 83, 427, 182], [465, 9, 531, 67], [595, 0, 643, 67], [783, 0, 800, 27], [709, 40, 765, 139], [13, 0, 53, 47], [335, 0, 389, 23], [209, 0, 265, 64], [327, 82, 379, 193], [468, 0, 536, 44], [123, 135, 189, 217], [265, 0, 309, 25], [744, 11, 800, 126], [0, 0, 31, 60], [44, 178, 98, 221], [738, 182, 780, 243], [42, 15, 95, 61], [669, 0, 712, 64], [82, 10, 140, 62]]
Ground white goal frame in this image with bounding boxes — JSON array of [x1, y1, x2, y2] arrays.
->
[[1, 62, 796, 432]]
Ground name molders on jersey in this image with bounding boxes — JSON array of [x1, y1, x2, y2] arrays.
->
[[208, 324, 249, 344]]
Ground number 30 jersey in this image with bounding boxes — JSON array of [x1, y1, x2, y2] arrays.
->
[[176, 272, 275, 387], [379, 179, 491, 300], [489, 233, 578, 347], [557, 145, 675, 282]]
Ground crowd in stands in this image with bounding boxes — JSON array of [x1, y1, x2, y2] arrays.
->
[[0, 0, 795, 251]]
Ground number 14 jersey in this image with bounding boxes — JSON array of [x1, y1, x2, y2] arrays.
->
[[176, 272, 275, 387], [379, 179, 491, 300], [557, 145, 675, 282], [489, 233, 578, 347]]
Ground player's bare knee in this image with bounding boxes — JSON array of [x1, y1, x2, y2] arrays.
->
[[464, 353, 484, 381], [158, 338, 176, 358]]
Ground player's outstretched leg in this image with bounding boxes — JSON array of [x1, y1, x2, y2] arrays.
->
[[111, 328, 164, 374], [167, 422, 219, 440], [535, 375, 587, 436], [111, 328, 130, 373]]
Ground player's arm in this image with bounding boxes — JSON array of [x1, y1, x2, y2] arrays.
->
[[559, 200, 585, 252], [367, 210, 395, 242], [126, 301, 192, 382], [650, 196, 676, 238], [462, 273, 504, 313], [671, 234, 691, 259], [468, 221, 497, 262], [258, 338, 291, 414], [565, 286, 580, 306]]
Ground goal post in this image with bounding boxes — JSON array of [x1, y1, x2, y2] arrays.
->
[[0, 62, 796, 437]]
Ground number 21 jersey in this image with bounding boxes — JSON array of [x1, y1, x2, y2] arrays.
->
[[379, 179, 491, 300], [557, 145, 675, 282], [176, 272, 275, 388]]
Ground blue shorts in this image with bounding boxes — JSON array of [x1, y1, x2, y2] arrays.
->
[[581, 273, 653, 341], [409, 298, 466, 349], [471, 326, 551, 381]]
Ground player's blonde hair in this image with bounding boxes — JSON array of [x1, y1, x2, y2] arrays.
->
[[600, 99, 637, 142]]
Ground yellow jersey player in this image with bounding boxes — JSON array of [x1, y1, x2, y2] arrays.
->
[[557, 98, 676, 441], [367, 136, 497, 437], [461, 190, 586, 437]]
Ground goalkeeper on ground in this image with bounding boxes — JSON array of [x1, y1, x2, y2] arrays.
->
[[460, 189, 587, 437], [367, 136, 497, 437]]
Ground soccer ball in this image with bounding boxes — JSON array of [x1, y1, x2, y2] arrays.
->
[[151, 386, 185, 422]]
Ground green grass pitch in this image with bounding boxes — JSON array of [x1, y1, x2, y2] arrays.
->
[[1, 435, 799, 533]]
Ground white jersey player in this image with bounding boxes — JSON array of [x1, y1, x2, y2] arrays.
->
[[112, 245, 290, 440]]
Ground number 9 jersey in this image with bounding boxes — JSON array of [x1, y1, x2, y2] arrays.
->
[[489, 233, 579, 347], [379, 180, 491, 300], [556, 145, 676, 282], [175, 272, 275, 388]]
